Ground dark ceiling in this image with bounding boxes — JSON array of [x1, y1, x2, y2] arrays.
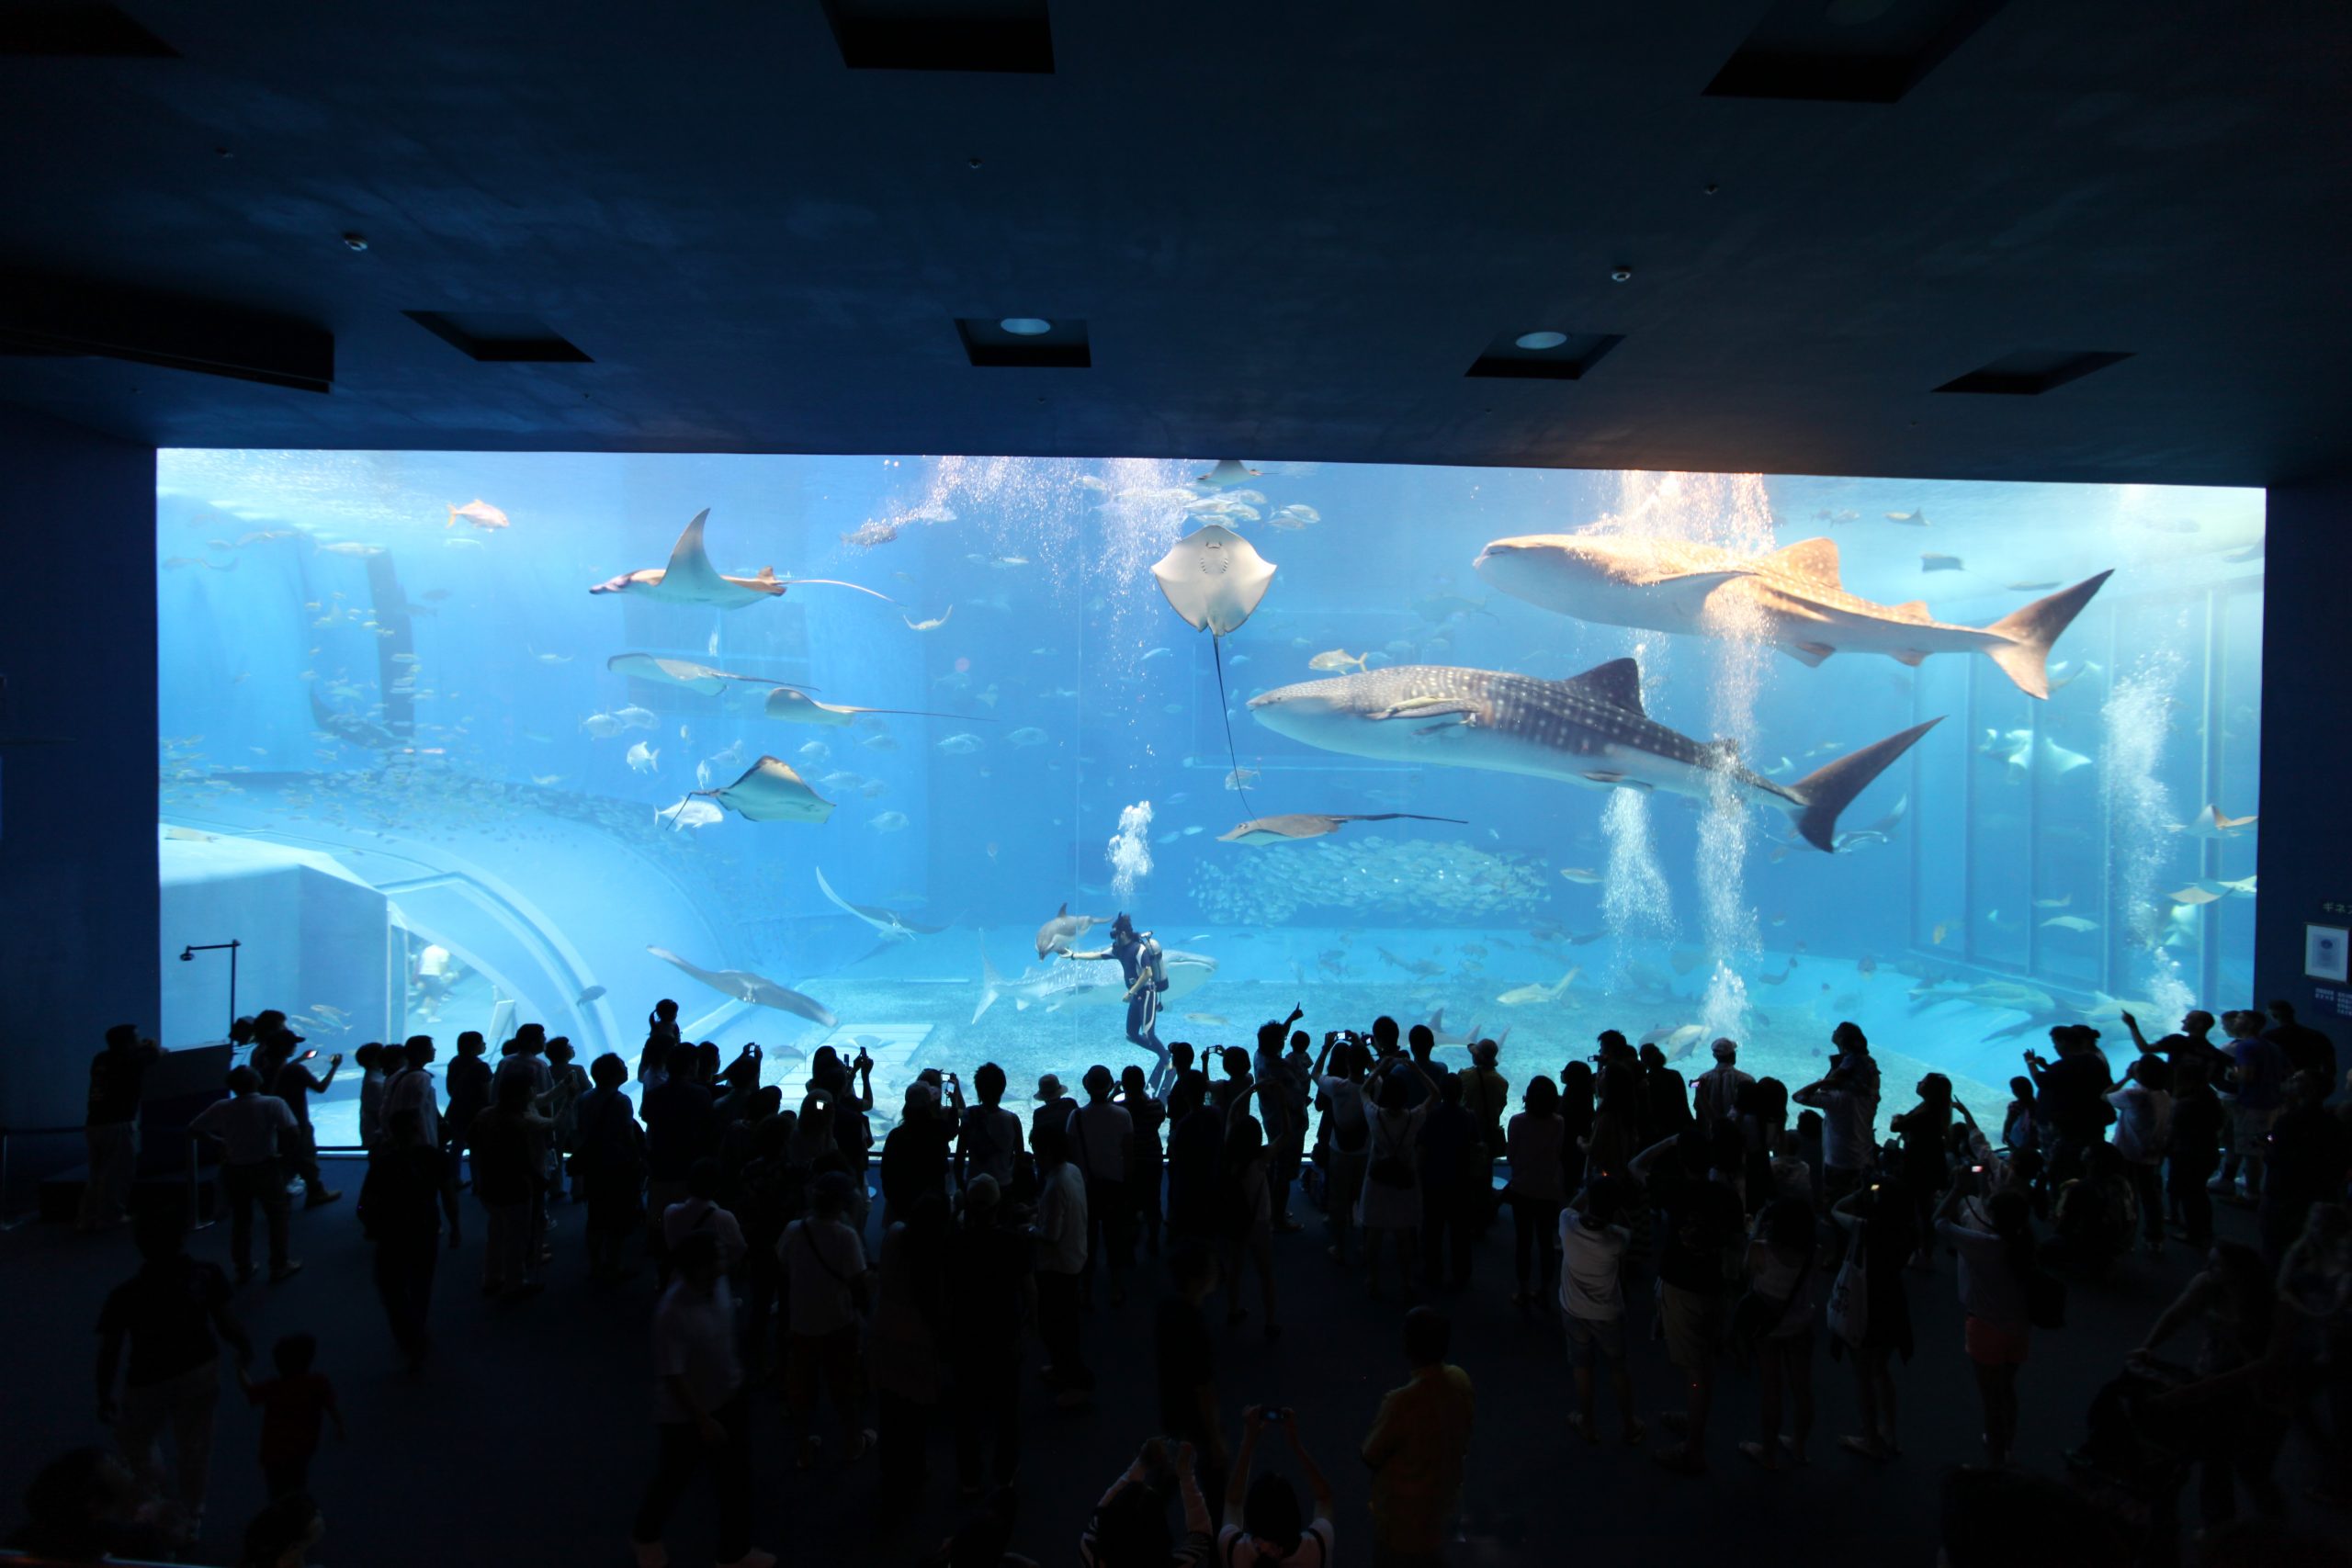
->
[[2, 1, 2347, 484]]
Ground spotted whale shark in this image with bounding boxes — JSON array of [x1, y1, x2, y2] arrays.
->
[[1248, 658, 1938, 852], [1472, 532, 2110, 700]]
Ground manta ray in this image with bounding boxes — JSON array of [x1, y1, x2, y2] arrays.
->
[[1473, 532, 2110, 700], [646, 945, 836, 1027], [1249, 657, 1937, 853], [1152, 522, 1277, 804], [762, 688, 982, 728], [815, 866, 947, 942], [606, 652, 814, 696], [1217, 812, 1466, 844], [590, 509, 897, 610], [687, 756, 835, 823]]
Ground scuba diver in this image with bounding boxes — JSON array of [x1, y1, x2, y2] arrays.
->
[[1060, 913, 1171, 1093]]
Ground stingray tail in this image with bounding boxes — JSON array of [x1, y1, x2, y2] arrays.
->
[[775, 578, 901, 605], [1211, 634, 1255, 818], [1981, 571, 2112, 698], [1789, 719, 1941, 852]]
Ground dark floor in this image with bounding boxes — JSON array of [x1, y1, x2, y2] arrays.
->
[[0, 1164, 2334, 1568]]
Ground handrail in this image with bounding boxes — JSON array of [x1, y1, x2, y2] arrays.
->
[[1, 1549, 223, 1567]]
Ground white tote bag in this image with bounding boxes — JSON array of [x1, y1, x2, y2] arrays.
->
[[1826, 1224, 1871, 1348]]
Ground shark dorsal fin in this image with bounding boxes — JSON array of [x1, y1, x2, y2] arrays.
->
[[1562, 657, 1645, 714], [1889, 599, 1930, 622], [1767, 536, 1841, 585], [1057, 901, 1068, 917]]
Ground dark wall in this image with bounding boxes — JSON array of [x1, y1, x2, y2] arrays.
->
[[2255, 476, 2352, 1053], [0, 408, 156, 1137]]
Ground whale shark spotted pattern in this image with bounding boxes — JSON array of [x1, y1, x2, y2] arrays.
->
[[1249, 658, 1938, 852]]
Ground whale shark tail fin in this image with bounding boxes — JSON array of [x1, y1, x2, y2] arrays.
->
[[974, 936, 1003, 1024], [1983, 571, 2112, 698], [1791, 719, 1942, 852]]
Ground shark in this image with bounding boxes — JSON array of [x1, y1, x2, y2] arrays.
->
[[590, 509, 896, 610], [1472, 532, 2111, 700], [1248, 658, 1938, 853], [1034, 903, 1111, 959], [974, 937, 1216, 1023], [647, 945, 836, 1028], [1216, 811, 1466, 844], [815, 866, 947, 942]]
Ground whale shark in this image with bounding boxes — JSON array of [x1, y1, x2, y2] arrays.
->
[[1248, 658, 1938, 852], [591, 509, 896, 610], [1472, 532, 2110, 700]]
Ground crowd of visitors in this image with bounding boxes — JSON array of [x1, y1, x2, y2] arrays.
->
[[20, 993, 2352, 1566]]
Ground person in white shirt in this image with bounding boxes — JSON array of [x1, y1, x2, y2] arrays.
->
[[1067, 1065, 1135, 1307], [955, 1063, 1024, 1191], [383, 1035, 443, 1151], [2104, 1055, 2174, 1255], [1792, 1023, 1882, 1206], [629, 1231, 774, 1568], [1312, 1034, 1372, 1266], [1029, 1123, 1091, 1404], [1557, 1177, 1641, 1446], [1691, 1038, 1756, 1131], [778, 1170, 873, 1468], [188, 1066, 301, 1283]]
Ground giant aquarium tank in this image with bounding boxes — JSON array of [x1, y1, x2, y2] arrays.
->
[[156, 453, 2263, 1146]]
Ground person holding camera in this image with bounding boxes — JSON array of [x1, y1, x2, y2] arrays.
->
[[1224, 1405, 1335, 1568]]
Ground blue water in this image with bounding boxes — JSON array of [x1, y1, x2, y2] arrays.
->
[[155, 453, 2265, 1144]]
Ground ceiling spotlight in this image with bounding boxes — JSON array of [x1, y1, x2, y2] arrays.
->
[[999, 317, 1052, 336], [342, 232, 369, 253], [1514, 331, 1568, 351], [1610, 266, 1633, 283]]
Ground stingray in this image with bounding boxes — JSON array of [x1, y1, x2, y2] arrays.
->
[[606, 652, 815, 696], [1217, 812, 1467, 844], [646, 945, 836, 1028], [1193, 458, 1261, 491], [762, 687, 983, 728], [1151, 523, 1277, 811], [685, 756, 835, 823], [815, 867, 949, 964], [589, 509, 897, 610]]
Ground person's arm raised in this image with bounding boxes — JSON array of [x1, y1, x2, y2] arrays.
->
[[1227, 1406, 1265, 1526], [1281, 1410, 1334, 1517], [1626, 1134, 1679, 1182]]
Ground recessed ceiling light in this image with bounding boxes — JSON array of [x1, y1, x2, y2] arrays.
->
[[1514, 331, 1568, 351], [1000, 317, 1051, 336]]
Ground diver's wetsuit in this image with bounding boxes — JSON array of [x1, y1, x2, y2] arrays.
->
[[1069, 933, 1171, 1093]]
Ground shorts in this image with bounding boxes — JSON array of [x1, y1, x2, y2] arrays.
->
[[1562, 1310, 1625, 1369], [2230, 1106, 2277, 1148], [1658, 1283, 1722, 1372], [1962, 1314, 2030, 1367]]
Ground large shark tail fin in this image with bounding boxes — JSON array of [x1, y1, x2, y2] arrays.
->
[[973, 936, 1003, 1023], [1982, 571, 2112, 698], [1790, 719, 1941, 852]]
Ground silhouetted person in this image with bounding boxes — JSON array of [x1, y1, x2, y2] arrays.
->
[[356, 1108, 458, 1370], [1362, 1307, 1474, 1565], [1418, 1074, 1479, 1289], [1029, 1124, 1091, 1404], [80, 1024, 164, 1231], [96, 1204, 253, 1546], [944, 1175, 1030, 1496], [2265, 999, 2337, 1092], [189, 1066, 300, 1283], [265, 1037, 342, 1208], [238, 1333, 342, 1500], [631, 1230, 773, 1568]]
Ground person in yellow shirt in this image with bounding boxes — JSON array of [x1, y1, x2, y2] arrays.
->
[[1361, 1306, 1475, 1566]]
